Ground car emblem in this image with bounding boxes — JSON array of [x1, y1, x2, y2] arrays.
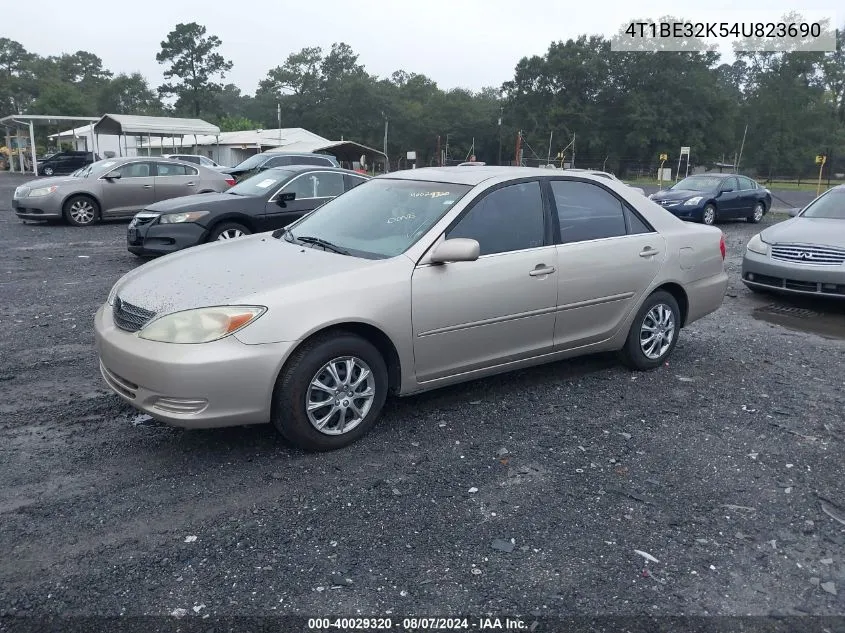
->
[[800, 252, 812, 259]]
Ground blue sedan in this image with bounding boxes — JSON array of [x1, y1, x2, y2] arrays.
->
[[649, 174, 772, 226]]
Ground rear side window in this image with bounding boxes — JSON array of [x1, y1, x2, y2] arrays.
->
[[265, 156, 291, 168], [551, 180, 627, 244], [297, 155, 334, 166], [156, 163, 198, 176]]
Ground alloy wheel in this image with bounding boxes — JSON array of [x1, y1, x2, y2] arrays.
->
[[305, 356, 376, 435], [753, 203, 764, 222], [640, 303, 676, 360], [216, 229, 244, 240], [69, 200, 95, 224], [703, 206, 716, 225]]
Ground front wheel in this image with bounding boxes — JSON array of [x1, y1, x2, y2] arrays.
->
[[272, 333, 388, 451], [63, 195, 100, 226], [748, 202, 765, 224], [209, 222, 250, 241], [701, 204, 717, 226], [620, 290, 681, 370], [42, 166, 54, 176]]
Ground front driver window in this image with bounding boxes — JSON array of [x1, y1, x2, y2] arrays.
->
[[446, 181, 545, 255], [111, 162, 151, 178]]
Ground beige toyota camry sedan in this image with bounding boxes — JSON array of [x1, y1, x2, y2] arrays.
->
[[95, 167, 728, 451]]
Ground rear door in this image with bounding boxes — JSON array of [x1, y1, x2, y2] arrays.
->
[[264, 171, 346, 229], [99, 161, 157, 217], [736, 176, 757, 214], [548, 179, 665, 349], [152, 161, 200, 201]]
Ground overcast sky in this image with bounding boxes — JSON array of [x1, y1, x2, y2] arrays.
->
[[11, 0, 840, 94]]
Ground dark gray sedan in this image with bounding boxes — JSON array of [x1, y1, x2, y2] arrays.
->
[[12, 157, 235, 227], [742, 185, 845, 298], [127, 165, 369, 256]]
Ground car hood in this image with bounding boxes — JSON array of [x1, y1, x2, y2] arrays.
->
[[112, 234, 384, 315], [761, 217, 845, 249], [19, 176, 79, 189], [651, 188, 711, 201], [144, 192, 258, 213]]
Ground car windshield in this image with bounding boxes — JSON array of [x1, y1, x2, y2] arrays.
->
[[800, 188, 845, 220], [280, 179, 472, 259], [227, 169, 292, 196], [75, 159, 120, 179], [231, 154, 268, 170], [671, 176, 722, 192]]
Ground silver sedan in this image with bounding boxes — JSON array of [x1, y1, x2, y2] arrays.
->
[[12, 157, 234, 226], [95, 167, 728, 451], [742, 184, 845, 298]]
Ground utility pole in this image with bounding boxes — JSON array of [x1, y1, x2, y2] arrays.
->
[[736, 123, 748, 172], [277, 103, 282, 146], [436, 135, 441, 166], [498, 106, 503, 165], [382, 115, 389, 173], [515, 130, 522, 166], [571, 133, 576, 168]]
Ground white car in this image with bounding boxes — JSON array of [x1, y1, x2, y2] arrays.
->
[[163, 154, 227, 171]]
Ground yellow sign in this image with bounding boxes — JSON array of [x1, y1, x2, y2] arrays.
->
[[659, 153, 668, 161], [816, 154, 826, 164]]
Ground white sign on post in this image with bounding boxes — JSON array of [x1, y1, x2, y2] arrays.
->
[[680, 146, 690, 155], [406, 151, 417, 160]]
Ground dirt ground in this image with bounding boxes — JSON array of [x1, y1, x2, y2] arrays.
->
[[0, 172, 843, 624]]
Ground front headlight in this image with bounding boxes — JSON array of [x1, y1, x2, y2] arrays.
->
[[138, 306, 266, 344], [159, 210, 210, 224], [28, 185, 59, 198], [648, 193, 655, 200], [746, 233, 770, 256], [683, 196, 704, 206]]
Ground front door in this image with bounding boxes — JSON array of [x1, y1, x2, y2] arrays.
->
[[548, 179, 665, 349], [411, 180, 558, 383], [99, 161, 157, 217], [264, 171, 345, 230], [153, 161, 200, 202], [716, 176, 742, 218]]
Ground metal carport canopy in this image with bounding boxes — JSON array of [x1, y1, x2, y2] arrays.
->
[[93, 114, 220, 136], [1, 114, 101, 175]]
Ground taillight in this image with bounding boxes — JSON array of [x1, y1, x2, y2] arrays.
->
[[225, 177, 235, 187], [719, 233, 726, 260]]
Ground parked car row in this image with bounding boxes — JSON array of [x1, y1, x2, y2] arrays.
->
[[649, 173, 772, 226]]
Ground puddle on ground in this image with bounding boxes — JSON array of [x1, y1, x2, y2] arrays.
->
[[753, 302, 845, 340]]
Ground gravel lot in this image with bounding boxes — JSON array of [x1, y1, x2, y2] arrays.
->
[[1, 172, 844, 622]]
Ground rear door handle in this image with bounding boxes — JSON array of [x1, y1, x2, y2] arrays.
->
[[142, 184, 153, 189], [529, 265, 556, 277], [639, 246, 660, 258], [186, 182, 196, 187]]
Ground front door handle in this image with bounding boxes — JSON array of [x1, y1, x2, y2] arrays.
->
[[529, 265, 556, 277], [142, 184, 153, 189], [186, 182, 196, 187], [639, 246, 660, 258]]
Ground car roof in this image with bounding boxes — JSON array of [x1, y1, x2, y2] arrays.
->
[[379, 166, 616, 186], [263, 165, 368, 176], [260, 152, 336, 159]]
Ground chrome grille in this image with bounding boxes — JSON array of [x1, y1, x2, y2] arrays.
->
[[771, 243, 845, 266], [113, 297, 156, 332], [132, 212, 160, 227]]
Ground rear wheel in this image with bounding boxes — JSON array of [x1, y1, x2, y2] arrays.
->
[[748, 202, 765, 224], [42, 166, 54, 176], [209, 222, 250, 241], [271, 333, 388, 451], [63, 195, 100, 227], [702, 204, 717, 226], [620, 290, 681, 370]]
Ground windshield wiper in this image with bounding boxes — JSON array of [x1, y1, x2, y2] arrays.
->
[[295, 235, 350, 255]]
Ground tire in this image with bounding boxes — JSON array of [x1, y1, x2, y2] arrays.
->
[[42, 166, 54, 176], [620, 290, 681, 370], [747, 201, 765, 224], [701, 204, 717, 226], [62, 195, 100, 226], [271, 332, 388, 451], [209, 222, 250, 242]]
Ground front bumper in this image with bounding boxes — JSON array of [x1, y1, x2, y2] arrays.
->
[[652, 200, 702, 221], [127, 215, 209, 256], [741, 251, 845, 298], [94, 304, 296, 428], [12, 197, 63, 219]]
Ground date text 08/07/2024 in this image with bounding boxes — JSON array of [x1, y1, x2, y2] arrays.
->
[[307, 617, 529, 630]]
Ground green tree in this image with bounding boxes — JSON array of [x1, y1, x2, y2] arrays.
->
[[97, 73, 162, 114], [156, 22, 233, 117]]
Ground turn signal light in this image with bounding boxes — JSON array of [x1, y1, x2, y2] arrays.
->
[[719, 233, 726, 260]]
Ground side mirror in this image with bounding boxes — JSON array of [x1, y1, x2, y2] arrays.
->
[[276, 192, 296, 206], [430, 238, 480, 264], [105, 172, 121, 180]]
